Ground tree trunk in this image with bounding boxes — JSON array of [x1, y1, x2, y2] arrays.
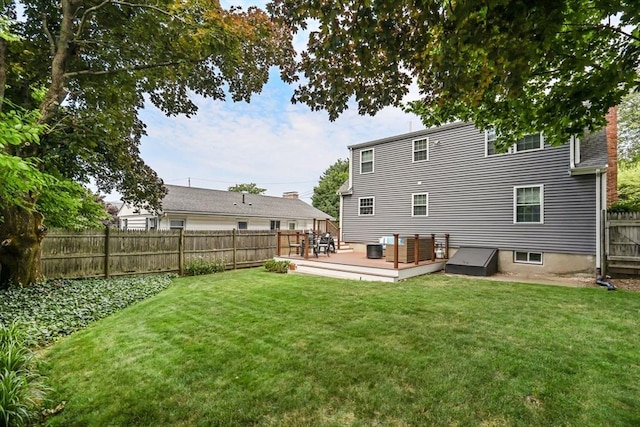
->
[[0, 205, 47, 288]]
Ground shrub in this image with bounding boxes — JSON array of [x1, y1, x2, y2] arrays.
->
[[184, 258, 226, 276], [264, 260, 290, 274], [608, 200, 640, 213], [0, 323, 49, 427]]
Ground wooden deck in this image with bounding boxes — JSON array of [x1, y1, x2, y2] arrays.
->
[[275, 251, 447, 282]]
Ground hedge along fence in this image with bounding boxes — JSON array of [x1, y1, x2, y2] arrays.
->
[[41, 228, 277, 279]]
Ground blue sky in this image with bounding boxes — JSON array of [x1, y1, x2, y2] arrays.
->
[[119, 0, 425, 203]]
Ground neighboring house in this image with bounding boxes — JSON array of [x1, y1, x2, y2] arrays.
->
[[339, 110, 618, 275], [118, 185, 332, 231]]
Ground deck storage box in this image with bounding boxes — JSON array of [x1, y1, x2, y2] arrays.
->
[[445, 247, 498, 276], [386, 236, 433, 263]]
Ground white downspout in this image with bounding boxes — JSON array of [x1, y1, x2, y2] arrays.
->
[[595, 169, 602, 271], [569, 136, 576, 169]]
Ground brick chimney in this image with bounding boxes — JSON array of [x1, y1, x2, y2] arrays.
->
[[606, 107, 618, 207], [282, 191, 299, 199]]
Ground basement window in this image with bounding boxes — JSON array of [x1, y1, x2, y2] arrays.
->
[[514, 251, 543, 265]]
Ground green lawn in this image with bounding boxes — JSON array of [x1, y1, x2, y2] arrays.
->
[[42, 269, 640, 426]]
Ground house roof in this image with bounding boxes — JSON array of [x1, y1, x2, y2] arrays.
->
[[576, 128, 608, 168], [337, 180, 352, 195], [161, 185, 333, 220]]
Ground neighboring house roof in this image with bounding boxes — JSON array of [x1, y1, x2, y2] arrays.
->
[[576, 128, 608, 168], [160, 185, 332, 220]]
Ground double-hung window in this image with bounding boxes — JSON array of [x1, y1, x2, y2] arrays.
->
[[413, 138, 428, 162], [360, 149, 374, 174], [514, 185, 543, 224], [515, 133, 543, 152], [487, 130, 543, 156], [270, 220, 281, 230], [359, 197, 375, 216], [412, 193, 428, 216]]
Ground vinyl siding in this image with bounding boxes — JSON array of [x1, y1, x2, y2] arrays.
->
[[343, 123, 597, 255]]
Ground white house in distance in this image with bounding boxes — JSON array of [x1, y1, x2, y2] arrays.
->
[[118, 185, 332, 231]]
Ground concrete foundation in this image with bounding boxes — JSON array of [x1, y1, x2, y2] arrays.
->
[[498, 251, 595, 275]]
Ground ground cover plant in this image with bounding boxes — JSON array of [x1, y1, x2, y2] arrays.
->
[[0, 275, 173, 347], [42, 269, 640, 426]]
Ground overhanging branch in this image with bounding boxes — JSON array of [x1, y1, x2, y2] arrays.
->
[[63, 60, 196, 78]]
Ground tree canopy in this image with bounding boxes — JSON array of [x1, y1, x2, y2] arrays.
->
[[227, 183, 267, 194], [311, 159, 348, 221], [0, 0, 293, 285], [619, 91, 640, 164], [269, 0, 640, 148]]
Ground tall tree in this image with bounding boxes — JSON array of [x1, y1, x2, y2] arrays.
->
[[227, 183, 267, 194], [0, 1, 293, 286], [619, 91, 640, 164], [311, 159, 348, 221], [270, 0, 640, 148]]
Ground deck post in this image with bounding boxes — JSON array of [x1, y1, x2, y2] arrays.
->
[[337, 227, 341, 250], [393, 233, 399, 269], [276, 231, 281, 256], [414, 234, 419, 265], [304, 233, 310, 259], [445, 234, 450, 259], [431, 233, 436, 260]]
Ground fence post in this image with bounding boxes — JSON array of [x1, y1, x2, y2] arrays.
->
[[602, 211, 608, 276], [104, 226, 111, 278], [414, 234, 419, 265], [232, 228, 237, 270], [178, 228, 185, 276], [276, 231, 281, 256]]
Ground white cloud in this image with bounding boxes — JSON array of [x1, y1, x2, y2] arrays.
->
[[137, 79, 424, 203]]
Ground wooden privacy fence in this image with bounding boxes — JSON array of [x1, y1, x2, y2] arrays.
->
[[606, 212, 640, 275], [41, 228, 277, 279]]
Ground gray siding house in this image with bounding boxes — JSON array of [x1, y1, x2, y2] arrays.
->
[[339, 119, 616, 275]]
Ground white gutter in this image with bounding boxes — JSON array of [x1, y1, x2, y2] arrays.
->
[[569, 136, 576, 169], [348, 147, 353, 190]]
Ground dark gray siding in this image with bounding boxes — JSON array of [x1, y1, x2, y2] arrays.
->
[[343, 123, 597, 255]]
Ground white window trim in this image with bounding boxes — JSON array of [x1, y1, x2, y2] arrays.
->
[[412, 137, 429, 163], [360, 148, 375, 174], [358, 196, 375, 216], [288, 222, 297, 230], [514, 251, 544, 265], [513, 185, 544, 224], [486, 130, 544, 157], [485, 130, 512, 157], [411, 192, 429, 217]]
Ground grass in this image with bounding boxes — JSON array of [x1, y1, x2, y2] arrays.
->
[[42, 269, 640, 426]]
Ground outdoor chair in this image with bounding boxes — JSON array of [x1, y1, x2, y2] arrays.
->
[[316, 234, 331, 257], [287, 234, 301, 256]]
